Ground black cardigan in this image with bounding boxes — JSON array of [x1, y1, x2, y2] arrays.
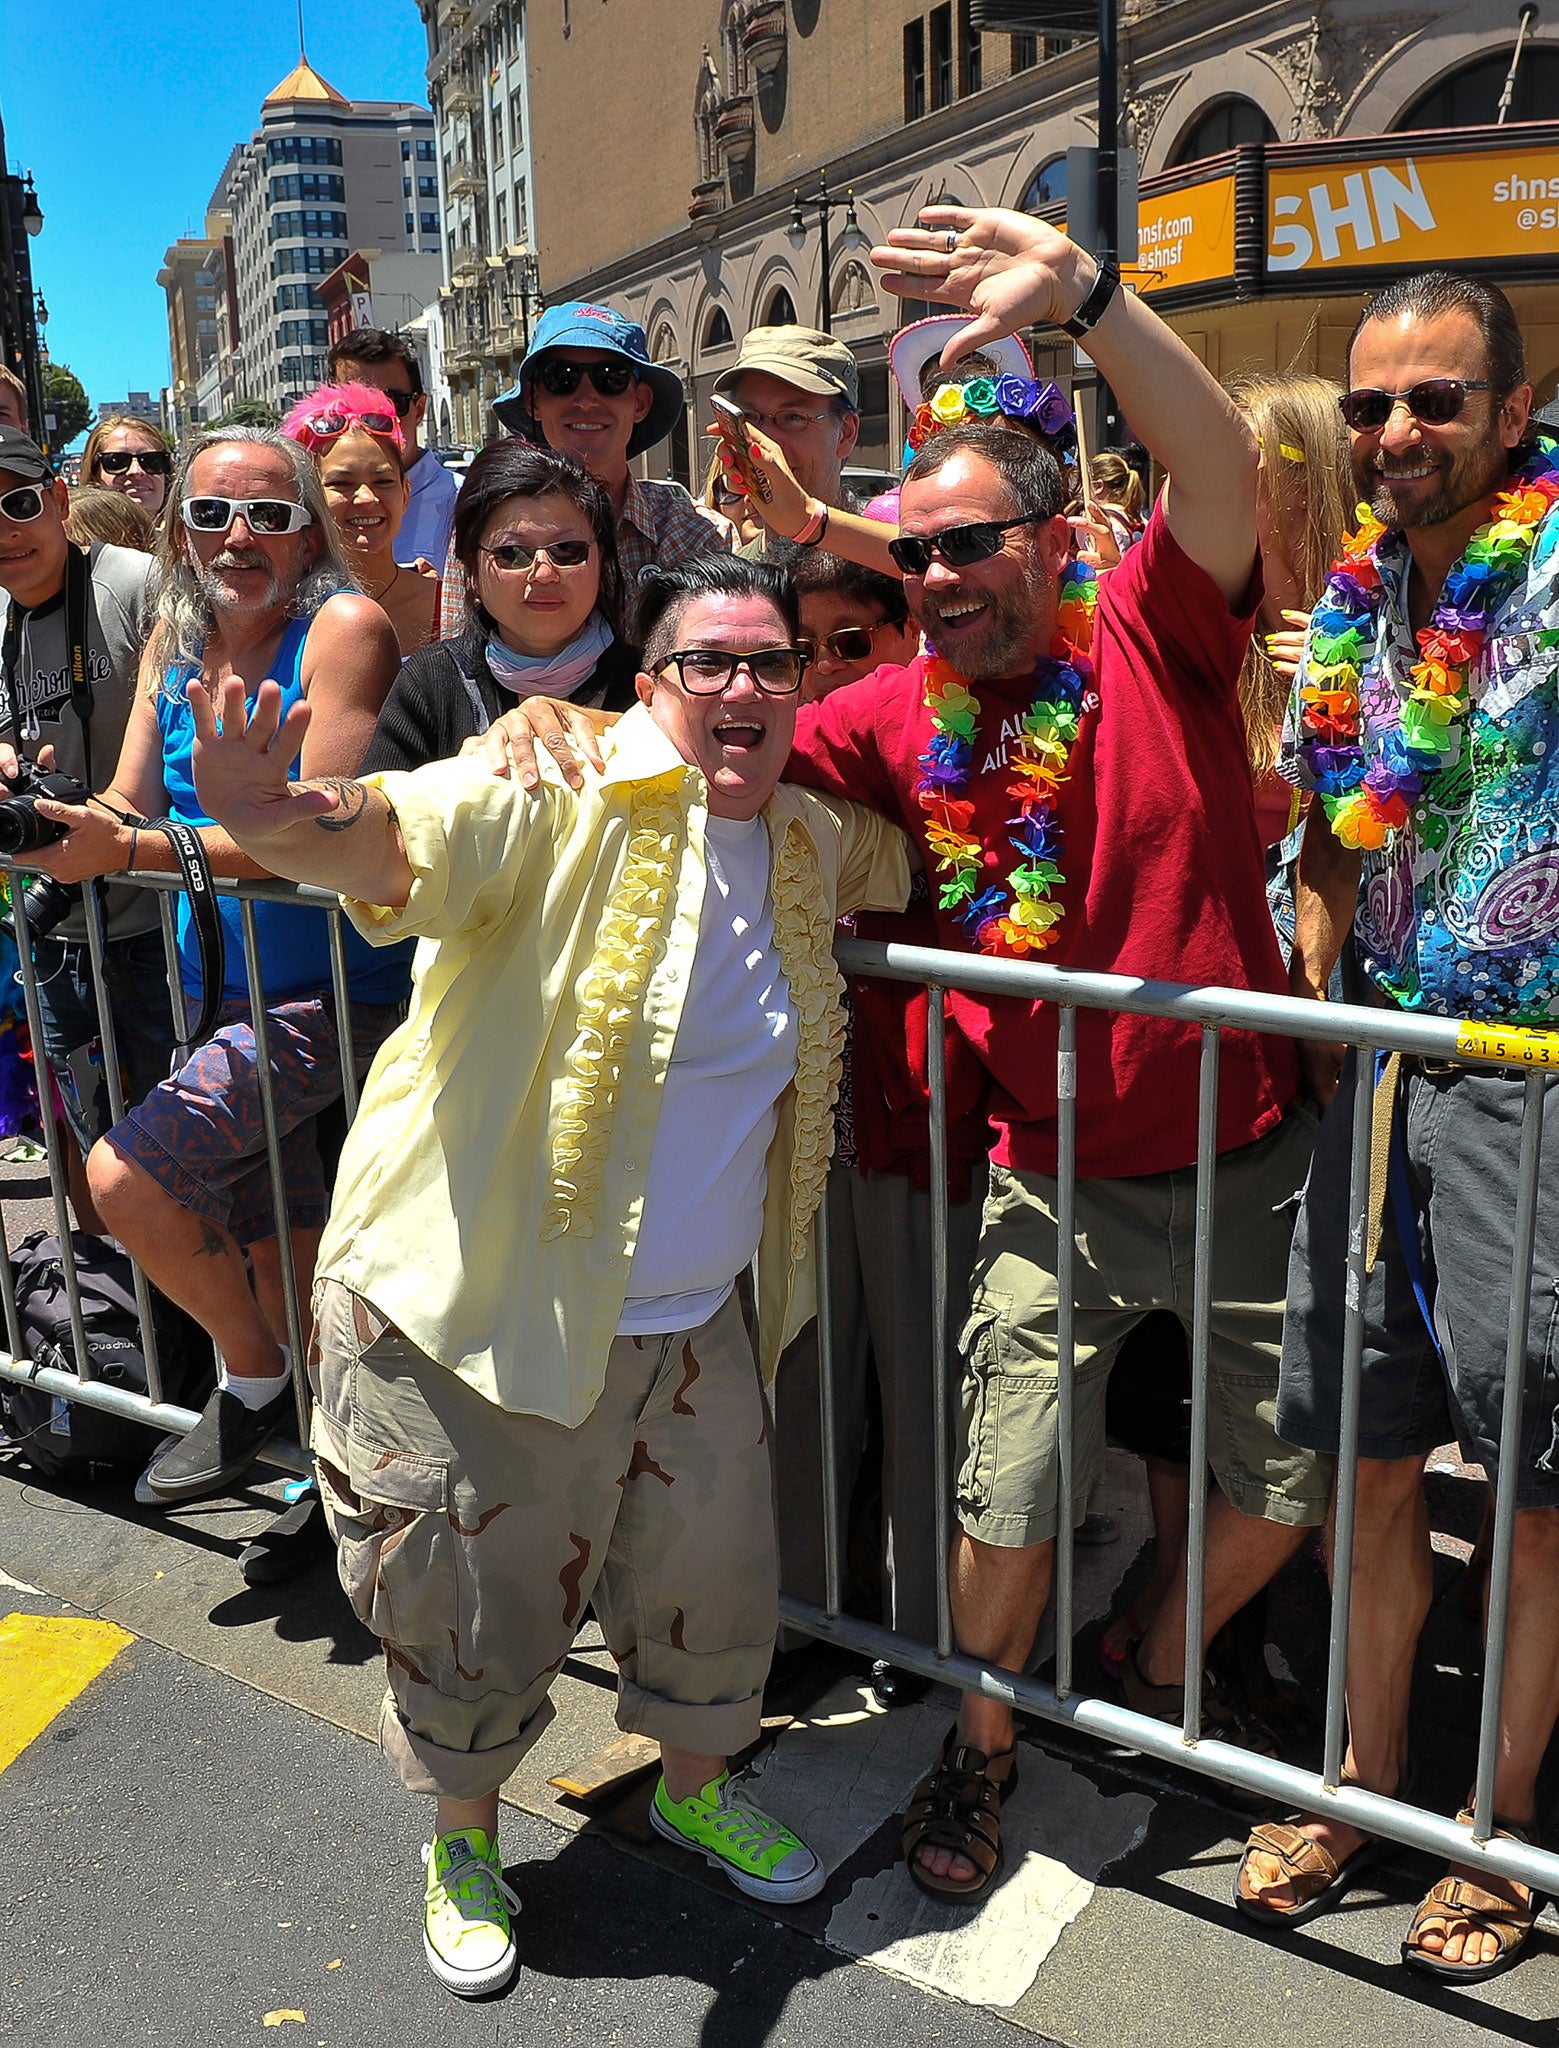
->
[[361, 627, 641, 775]]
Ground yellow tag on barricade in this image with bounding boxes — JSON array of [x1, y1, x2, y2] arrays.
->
[[1453, 1022, 1559, 1069]]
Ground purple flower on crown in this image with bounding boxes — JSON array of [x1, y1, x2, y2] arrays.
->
[[995, 377, 1074, 440]]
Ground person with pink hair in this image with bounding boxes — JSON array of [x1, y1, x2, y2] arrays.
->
[[285, 382, 441, 658]]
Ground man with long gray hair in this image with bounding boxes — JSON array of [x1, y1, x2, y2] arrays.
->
[[25, 426, 406, 1505]]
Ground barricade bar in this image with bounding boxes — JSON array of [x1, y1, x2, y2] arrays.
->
[[836, 939, 1556, 1068], [781, 1596, 1559, 1897]]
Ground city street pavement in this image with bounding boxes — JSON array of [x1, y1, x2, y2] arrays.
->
[[3, 1428, 1557, 2047]]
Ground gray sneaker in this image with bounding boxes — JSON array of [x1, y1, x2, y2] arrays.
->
[[144, 1383, 294, 1503]]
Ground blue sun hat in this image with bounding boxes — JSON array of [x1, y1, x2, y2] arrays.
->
[[494, 302, 685, 456]]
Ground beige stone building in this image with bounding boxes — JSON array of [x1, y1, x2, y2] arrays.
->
[[513, 0, 1558, 480], [159, 211, 234, 439]]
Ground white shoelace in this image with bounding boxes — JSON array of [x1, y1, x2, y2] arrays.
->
[[424, 1843, 521, 1921], [707, 1789, 793, 1861]]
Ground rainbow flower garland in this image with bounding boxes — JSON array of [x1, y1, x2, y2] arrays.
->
[[916, 632, 1093, 957], [1297, 438, 1559, 850]]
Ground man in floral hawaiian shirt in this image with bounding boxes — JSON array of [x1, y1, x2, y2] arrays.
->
[[1245, 271, 1559, 1982]]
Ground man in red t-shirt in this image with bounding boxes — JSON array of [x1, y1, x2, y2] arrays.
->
[[780, 207, 1330, 1900]]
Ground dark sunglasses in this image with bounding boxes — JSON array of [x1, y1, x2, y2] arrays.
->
[[887, 512, 1043, 577], [1338, 379, 1496, 432], [654, 646, 807, 695], [532, 359, 638, 400], [96, 447, 173, 478], [797, 624, 883, 664], [300, 408, 399, 440], [0, 485, 46, 523], [377, 388, 417, 417], [481, 539, 593, 571], [181, 496, 314, 535]]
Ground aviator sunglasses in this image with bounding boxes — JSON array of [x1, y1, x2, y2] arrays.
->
[[180, 497, 315, 535], [1338, 379, 1496, 432], [481, 539, 594, 571], [0, 485, 47, 523], [887, 511, 1044, 578], [96, 447, 174, 478], [531, 360, 638, 400]]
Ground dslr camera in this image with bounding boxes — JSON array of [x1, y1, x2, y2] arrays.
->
[[0, 761, 93, 942]]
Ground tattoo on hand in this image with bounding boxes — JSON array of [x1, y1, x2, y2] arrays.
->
[[194, 1220, 229, 1260], [310, 777, 369, 832]]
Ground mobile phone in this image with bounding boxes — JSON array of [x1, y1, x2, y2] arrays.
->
[[709, 394, 772, 502]]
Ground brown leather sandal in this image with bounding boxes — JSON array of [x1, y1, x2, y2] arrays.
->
[[901, 1726, 1019, 1903], [1401, 1810, 1548, 1984], [1235, 1816, 1387, 1926]]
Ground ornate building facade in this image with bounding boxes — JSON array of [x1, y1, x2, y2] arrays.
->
[[514, 0, 1558, 478]]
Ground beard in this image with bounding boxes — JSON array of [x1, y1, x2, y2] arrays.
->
[[196, 549, 283, 614], [918, 573, 1051, 680], [1356, 428, 1511, 533]]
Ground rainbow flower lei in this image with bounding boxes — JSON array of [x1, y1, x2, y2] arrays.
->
[[1297, 437, 1559, 850], [916, 612, 1094, 957]]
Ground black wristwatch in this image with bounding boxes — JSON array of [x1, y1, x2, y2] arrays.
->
[[1061, 257, 1121, 339]]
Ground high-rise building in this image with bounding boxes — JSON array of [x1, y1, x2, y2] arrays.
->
[[416, 1, 541, 447], [215, 54, 436, 416], [159, 208, 234, 439]]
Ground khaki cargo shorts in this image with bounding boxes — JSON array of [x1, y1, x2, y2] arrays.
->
[[957, 1111, 1331, 1549]]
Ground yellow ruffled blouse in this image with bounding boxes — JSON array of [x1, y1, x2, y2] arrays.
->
[[315, 706, 911, 1425]]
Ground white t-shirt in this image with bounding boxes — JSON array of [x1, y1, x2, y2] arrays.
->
[[618, 814, 796, 1335]]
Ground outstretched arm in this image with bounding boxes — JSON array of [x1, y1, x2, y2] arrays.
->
[[189, 675, 413, 909], [873, 207, 1258, 604]]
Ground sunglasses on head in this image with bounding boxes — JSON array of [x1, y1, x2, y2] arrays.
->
[[532, 359, 638, 400], [301, 408, 399, 440], [97, 447, 173, 478], [181, 497, 314, 536], [797, 624, 884, 664], [481, 539, 593, 571], [655, 646, 807, 695], [887, 512, 1043, 578], [0, 485, 47, 523], [1338, 379, 1496, 432]]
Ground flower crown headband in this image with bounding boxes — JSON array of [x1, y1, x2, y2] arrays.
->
[[906, 376, 1074, 459]]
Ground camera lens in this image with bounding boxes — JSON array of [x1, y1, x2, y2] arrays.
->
[[0, 797, 45, 856]]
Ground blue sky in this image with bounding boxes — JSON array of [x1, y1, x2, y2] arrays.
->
[[4, 3, 432, 443]]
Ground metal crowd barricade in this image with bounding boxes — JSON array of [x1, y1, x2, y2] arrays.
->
[[0, 863, 362, 1479], [786, 935, 1559, 1904]]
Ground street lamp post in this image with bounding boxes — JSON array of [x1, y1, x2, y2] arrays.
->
[[0, 108, 46, 444], [786, 169, 866, 334]]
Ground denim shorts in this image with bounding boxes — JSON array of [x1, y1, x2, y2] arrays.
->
[[106, 990, 401, 1250], [32, 928, 182, 1153], [1278, 1051, 1559, 1508]]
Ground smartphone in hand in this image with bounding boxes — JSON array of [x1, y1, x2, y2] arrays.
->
[[709, 394, 772, 503]]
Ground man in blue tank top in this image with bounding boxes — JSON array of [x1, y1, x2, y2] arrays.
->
[[25, 426, 404, 1504]]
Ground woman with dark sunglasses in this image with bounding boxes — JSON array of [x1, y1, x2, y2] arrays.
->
[[81, 416, 174, 521], [285, 382, 440, 659], [361, 441, 641, 776]]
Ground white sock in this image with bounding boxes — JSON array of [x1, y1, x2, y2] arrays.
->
[[219, 1348, 292, 1412]]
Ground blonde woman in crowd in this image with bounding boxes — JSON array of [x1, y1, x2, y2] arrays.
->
[[65, 483, 154, 553], [80, 415, 174, 522]]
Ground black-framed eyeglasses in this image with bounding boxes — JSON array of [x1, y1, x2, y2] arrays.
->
[[97, 447, 173, 478], [654, 646, 808, 695], [797, 623, 884, 664], [181, 496, 314, 535], [481, 539, 593, 571], [0, 485, 47, 523], [1338, 379, 1496, 432], [532, 359, 638, 399], [887, 512, 1044, 577]]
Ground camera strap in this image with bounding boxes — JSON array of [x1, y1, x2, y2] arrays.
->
[[118, 809, 225, 1052]]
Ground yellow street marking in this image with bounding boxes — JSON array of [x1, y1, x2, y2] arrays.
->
[[0, 1613, 133, 1773]]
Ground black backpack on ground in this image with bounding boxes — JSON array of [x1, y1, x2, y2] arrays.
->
[[0, 1229, 215, 1478]]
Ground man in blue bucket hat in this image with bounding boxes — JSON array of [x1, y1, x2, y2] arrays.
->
[[493, 303, 731, 587]]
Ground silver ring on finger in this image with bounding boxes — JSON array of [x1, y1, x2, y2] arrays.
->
[[945, 230, 958, 254]]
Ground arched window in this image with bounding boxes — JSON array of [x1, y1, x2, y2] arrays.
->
[[704, 306, 734, 349], [766, 286, 798, 326], [833, 260, 875, 316], [1394, 49, 1559, 131], [1021, 154, 1067, 211], [1167, 96, 1277, 167]]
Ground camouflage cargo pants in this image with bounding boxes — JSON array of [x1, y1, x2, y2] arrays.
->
[[311, 1279, 778, 1801]]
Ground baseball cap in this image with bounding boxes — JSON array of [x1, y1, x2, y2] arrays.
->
[[494, 302, 685, 457], [0, 427, 54, 483], [713, 327, 859, 410]]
